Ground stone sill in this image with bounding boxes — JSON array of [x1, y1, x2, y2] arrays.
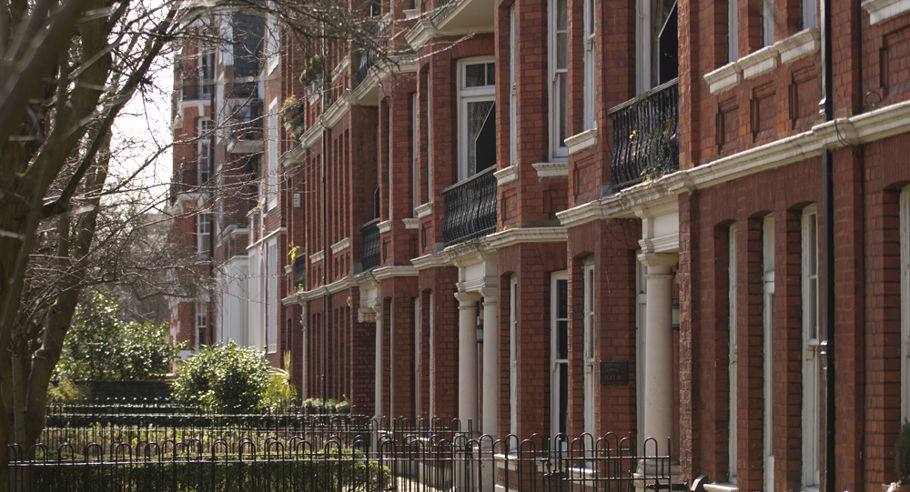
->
[[494, 165, 518, 185], [863, 0, 910, 24], [565, 128, 598, 155]]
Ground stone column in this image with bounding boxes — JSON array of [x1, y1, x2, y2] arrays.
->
[[638, 253, 678, 454], [456, 291, 480, 433], [480, 289, 498, 437]]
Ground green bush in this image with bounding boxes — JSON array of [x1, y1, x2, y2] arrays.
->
[[54, 289, 183, 383], [897, 423, 910, 478], [302, 397, 351, 415], [171, 342, 270, 414]]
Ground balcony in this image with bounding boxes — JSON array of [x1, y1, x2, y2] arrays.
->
[[442, 167, 497, 247], [226, 98, 264, 154], [608, 78, 678, 193], [361, 219, 380, 271], [293, 256, 306, 291], [352, 50, 374, 90]]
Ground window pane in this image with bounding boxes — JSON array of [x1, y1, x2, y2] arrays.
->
[[556, 0, 567, 29], [556, 33, 568, 69], [557, 279, 568, 318], [486, 62, 495, 85], [557, 320, 568, 359], [558, 73, 568, 142], [467, 101, 495, 174], [465, 64, 486, 87]]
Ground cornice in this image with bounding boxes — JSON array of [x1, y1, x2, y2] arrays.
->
[[485, 227, 567, 250], [862, 0, 910, 24], [310, 249, 324, 264], [293, 276, 355, 302], [565, 128, 598, 155], [415, 202, 434, 218], [372, 265, 419, 281], [405, 18, 440, 51], [378, 220, 393, 234], [532, 161, 569, 178], [330, 237, 350, 254], [494, 166, 518, 185], [411, 251, 451, 270]]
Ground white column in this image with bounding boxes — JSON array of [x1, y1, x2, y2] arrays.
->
[[638, 253, 677, 454], [373, 304, 383, 420], [481, 289, 499, 437], [456, 291, 480, 433]]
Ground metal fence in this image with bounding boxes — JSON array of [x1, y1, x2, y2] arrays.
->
[[13, 417, 675, 491]]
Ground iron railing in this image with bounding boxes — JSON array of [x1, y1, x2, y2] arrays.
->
[[608, 78, 679, 192], [228, 98, 264, 142], [361, 219, 381, 271], [441, 167, 497, 247], [353, 50, 374, 89], [11, 426, 675, 491]]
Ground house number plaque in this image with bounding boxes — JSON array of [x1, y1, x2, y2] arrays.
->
[[600, 360, 628, 385]]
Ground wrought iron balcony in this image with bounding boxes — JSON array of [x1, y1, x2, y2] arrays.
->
[[608, 78, 679, 193], [442, 167, 497, 247], [352, 50, 374, 90], [293, 256, 306, 291], [227, 99, 264, 141], [361, 219, 381, 271]]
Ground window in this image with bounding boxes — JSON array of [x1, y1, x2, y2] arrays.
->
[[635, 0, 678, 94], [801, 206, 820, 489], [195, 303, 208, 350], [458, 59, 496, 179], [267, 240, 278, 353], [198, 46, 215, 97], [428, 292, 436, 419], [727, 0, 738, 62], [509, 6, 517, 165], [509, 276, 518, 439], [582, 0, 596, 130], [583, 262, 595, 436], [267, 98, 279, 210], [248, 246, 262, 349], [426, 72, 433, 201], [728, 224, 738, 483], [198, 119, 213, 184], [197, 213, 212, 259], [413, 297, 421, 417], [550, 271, 569, 443], [802, 0, 817, 29], [550, 0, 568, 157], [762, 0, 774, 46], [411, 93, 419, 213], [762, 215, 775, 490]]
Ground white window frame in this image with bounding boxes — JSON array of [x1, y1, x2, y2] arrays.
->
[[728, 0, 739, 62], [509, 276, 519, 440], [457, 57, 496, 180], [635, 255, 647, 452], [509, 6, 518, 166], [426, 74, 433, 202], [266, 8, 279, 74], [550, 271, 569, 444], [414, 297, 421, 416], [635, 0, 676, 94], [583, 261, 596, 437], [267, 98, 279, 210], [195, 302, 208, 350], [411, 93, 419, 214], [266, 239, 278, 353], [199, 46, 215, 97], [802, 0, 817, 29], [582, 0, 596, 131], [762, 215, 775, 490], [428, 292, 436, 419], [801, 206, 820, 489], [901, 187, 910, 424], [549, 0, 569, 158], [197, 213, 212, 259], [728, 224, 738, 483], [198, 119, 213, 185]]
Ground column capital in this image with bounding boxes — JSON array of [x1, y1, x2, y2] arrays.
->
[[479, 287, 498, 304], [637, 252, 678, 272], [455, 291, 481, 307]]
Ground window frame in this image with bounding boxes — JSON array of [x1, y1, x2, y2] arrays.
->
[[457, 57, 496, 180], [728, 224, 738, 483], [582, 0, 596, 131], [266, 239, 278, 354], [550, 270, 569, 444], [582, 261, 596, 436], [509, 275, 519, 440], [197, 119, 213, 185], [197, 213, 212, 259], [901, 187, 910, 424], [762, 215, 775, 490], [549, 0, 569, 158], [509, 6, 518, 166], [266, 98, 279, 210], [195, 302, 208, 350], [801, 206, 820, 489]]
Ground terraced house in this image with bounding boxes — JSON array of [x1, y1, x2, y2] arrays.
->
[[173, 0, 910, 489]]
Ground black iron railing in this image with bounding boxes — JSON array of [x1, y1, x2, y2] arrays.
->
[[353, 50, 374, 89], [608, 78, 678, 192], [228, 98, 264, 141], [293, 256, 306, 291], [442, 167, 497, 247], [361, 219, 380, 271]]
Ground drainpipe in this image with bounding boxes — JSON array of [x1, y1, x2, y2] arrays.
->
[[819, 0, 834, 490], [321, 22, 329, 406]]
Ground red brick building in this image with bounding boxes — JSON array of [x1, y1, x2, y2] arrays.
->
[[175, 0, 910, 489]]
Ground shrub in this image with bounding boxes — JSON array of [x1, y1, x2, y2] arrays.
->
[[897, 423, 910, 478], [172, 342, 270, 414]]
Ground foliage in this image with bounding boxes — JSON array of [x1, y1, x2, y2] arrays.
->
[[261, 362, 300, 413], [303, 397, 351, 414], [298, 54, 324, 86], [172, 342, 271, 414], [897, 423, 910, 477], [54, 289, 184, 382]]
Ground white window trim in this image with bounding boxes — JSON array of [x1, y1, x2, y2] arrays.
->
[[198, 119, 213, 185], [901, 187, 910, 424], [199, 46, 215, 97], [426, 74, 433, 202], [457, 57, 496, 181], [412, 93, 419, 214], [195, 302, 208, 351], [509, 276, 519, 439], [549, 0, 569, 158], [267, 98, 279, 210], [197, 213, 212, 259], [728, 0, 739, 62], [762, 0, 775, 46], [266, 9, 280, 74], [550, 270, 569, 443], [428, 292, 436, 419], [582, 0, 596, 131], [414, 297, 421, 416], [762, 215, 775, 490], [802, 0, 818, 29], [583, 261, 596, 437], [267, 239, 278, 353], [509, 6, 518, 166], [801, 206, 820, 489], [635, 0, 652, 95], [728, 224, 738, 483]]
